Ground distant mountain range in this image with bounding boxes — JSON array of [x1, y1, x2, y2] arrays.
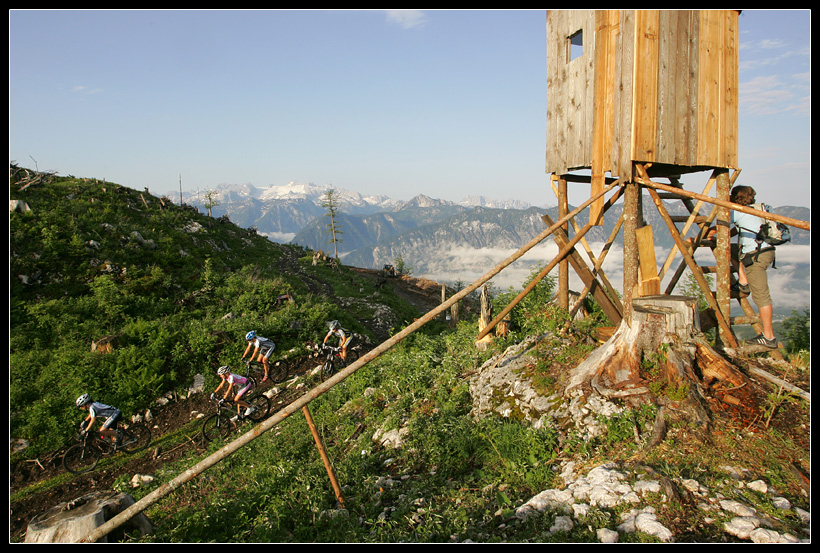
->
[[179, 181, 810, 297], [180, 181, 542, 245]]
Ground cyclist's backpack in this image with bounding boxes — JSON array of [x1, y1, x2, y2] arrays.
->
[[750, 203, 791, 247]]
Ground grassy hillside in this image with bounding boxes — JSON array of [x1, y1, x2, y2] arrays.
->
[[9, 167, 419, 456]]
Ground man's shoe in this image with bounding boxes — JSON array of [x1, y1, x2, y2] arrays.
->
[[745, 334, 778, 349]]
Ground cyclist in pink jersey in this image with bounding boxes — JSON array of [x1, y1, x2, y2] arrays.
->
[[212, 366, 257, 421]]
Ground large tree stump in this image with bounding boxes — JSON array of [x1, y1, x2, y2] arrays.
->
[[564, 295, 753, 439], [25, 490, 153, 543]]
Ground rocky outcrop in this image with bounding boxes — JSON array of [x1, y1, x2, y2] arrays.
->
[[515, 461, 809, 543], [469, 333, 622, 438]]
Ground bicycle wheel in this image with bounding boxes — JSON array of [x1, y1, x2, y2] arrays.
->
[[119, 423, 152, 453], [245, 394, 270, 422], [321, 360, 336, 382], [202, 413, 232, 442], [63, 443, 100, 474], [345, 349, 360, 364], [269, 358, 290, 382]]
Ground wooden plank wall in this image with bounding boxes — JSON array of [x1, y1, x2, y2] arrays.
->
[[546, 10, 739, 178], [696, 10, 739, 169], [546, 10, 596, 175]]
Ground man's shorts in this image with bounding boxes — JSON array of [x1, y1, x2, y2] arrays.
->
[[741, 249, 775, 308]]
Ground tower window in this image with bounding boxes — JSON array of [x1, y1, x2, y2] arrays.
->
[[569, 30, 583, 61]]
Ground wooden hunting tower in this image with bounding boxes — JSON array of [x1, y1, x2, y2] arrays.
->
[[547, 10, 739, 215], [481, 10, 805, 351], [545, 9, 743, 345]]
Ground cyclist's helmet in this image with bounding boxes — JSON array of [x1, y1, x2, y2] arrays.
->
[[217, 365, 231, 375], [245, 331, 256, 341], [75, 393, 92, 408], [328, 320, 340, 331]]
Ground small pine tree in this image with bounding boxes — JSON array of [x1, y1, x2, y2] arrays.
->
[[394, 253, 412, 276], [322, 188, 343, 259]]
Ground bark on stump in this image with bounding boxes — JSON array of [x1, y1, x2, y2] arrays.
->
[[565, 295, 753, 442], [25, 490, 153, 543]]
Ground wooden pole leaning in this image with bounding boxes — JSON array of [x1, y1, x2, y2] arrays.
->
[[646, 187, 738, 348], [637, 175, 811, 232], [302, 405, 345, 508], [83, 180, 621, 544]]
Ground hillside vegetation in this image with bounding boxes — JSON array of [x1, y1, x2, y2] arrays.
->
[[9, 167, 414, 455], [9, 167, 810, 543]]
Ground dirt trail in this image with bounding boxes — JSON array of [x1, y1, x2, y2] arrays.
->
[[9, 355, 326, 541]]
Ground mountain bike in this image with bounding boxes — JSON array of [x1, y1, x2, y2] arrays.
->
[[201, 394, 271, 443], [244, 355, 290, 386], [63, 422, 152, 474], [319, 344, 360, 382]]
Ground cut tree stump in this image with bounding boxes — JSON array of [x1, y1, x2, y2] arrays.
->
[[565, 295, 756, 438], [25, 490, 153, 543]]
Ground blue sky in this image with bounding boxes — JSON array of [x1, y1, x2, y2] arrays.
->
[[9, 9, 812, 208]]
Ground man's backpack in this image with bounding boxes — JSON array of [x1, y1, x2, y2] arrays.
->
[[750, 203, 791, 247]]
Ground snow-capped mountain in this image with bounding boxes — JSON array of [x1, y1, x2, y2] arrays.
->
[[458, 195, 535, 210]]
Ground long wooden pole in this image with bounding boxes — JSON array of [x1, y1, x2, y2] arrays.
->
[[638, 175, 811, 231], [83, 181, 620, 543], [647, 187, 738, 347]]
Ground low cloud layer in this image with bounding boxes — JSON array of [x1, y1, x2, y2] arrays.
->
[[419, 242, 810, 317]]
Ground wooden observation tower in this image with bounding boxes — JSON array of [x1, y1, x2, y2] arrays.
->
[[543, 10, 806, 349]]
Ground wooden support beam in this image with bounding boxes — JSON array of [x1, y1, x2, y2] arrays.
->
[[636, 225, 661, 296], [477, 219, 599, 341], [568, 213, 625, 320], [646, 186, 738, 347], [664, 206, 717, 294], [714, 168, 733, 346], [550, 178, 623, 308], [658, 174, 717, 280], [554, 174, 569, 310], [637, 174, 811, 231], [542, 213, 624, 323]]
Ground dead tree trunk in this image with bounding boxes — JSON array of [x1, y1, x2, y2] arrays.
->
[[565, 295, 756, 441], [476, 285, 493, 350]]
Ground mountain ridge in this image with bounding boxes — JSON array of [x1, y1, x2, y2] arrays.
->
[[180, 181, 810, 310]]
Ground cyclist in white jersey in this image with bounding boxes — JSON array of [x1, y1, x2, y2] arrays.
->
[[75, 393, 122, 444], [323, 320, 353, 362], [241, 330, 276, 382]]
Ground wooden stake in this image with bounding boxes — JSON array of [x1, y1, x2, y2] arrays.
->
[[302, 405, 345, 508]]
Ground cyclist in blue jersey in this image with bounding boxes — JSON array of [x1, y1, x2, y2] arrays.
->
[[75, 393, 122, 444], [241, 331, 276, 382]]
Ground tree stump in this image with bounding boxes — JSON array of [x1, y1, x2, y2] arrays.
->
[[564, 295, 754, 440], [25, 490, 153, 543], [476, 285, 494, 350]]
